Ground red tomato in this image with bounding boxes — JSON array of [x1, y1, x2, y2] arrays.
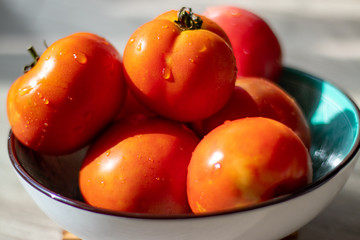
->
[[236, 77, 311, 149], [203, 6, 282, 81], [123, 7, 237, 122], [191, 77, 311, 149], [7, 32, 126, 155], [187, 117, 312, 214], [79, 116, 199, 214]]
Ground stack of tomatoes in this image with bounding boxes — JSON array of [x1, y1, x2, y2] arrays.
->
[[7, 6, 312, 215]]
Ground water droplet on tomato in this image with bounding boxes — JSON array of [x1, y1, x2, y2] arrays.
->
[[103, 41, 109, 45], [199, 45, 207, 53], [162, 67, 171, 80], [44, 55, 50, 60], [43, 99, 49, 104], [189, 58, 194, 63], [162, 25, 169, 29], [137, 42, 142, 51], [105, 150, 111, 156], [73, 52, 87, 64], [100, 181, 105, 187], [19, 86, 33, 96], [129, 38, 135, 45], [44, 122, 49, 127]]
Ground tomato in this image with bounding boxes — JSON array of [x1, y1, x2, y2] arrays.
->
[[114, 88, 156, 121], [203, 6, 282, 81], [79, 116, 199, 214], [191, 77, 311, 149], [7, 32, 126, 155], [190, 79, 260, 137], [187, 117, 312, 214], [236, 77, 311, 149], [123, 7, 237, 122]]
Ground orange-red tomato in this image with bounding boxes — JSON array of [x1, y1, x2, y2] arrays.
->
[[192, 77, 311, 149], [203, 6, 282, 81], [123, 7, 237, 122], [79, 116, 199, 214], [187, 117, 312, 214], [236, 77, 311, 149], [114, 88, 156, 121], [7, 32, 126, 155]]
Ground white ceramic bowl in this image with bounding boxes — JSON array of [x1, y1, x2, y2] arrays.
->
[[8, 67, 360, 240]]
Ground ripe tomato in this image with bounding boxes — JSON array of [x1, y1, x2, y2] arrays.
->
[[114, 88, 156, 121], [191, 77, 311, 149], [79, 116, 199, 214], [7, 32, 126, 155], [236, 77, 311, 149], [187, 117, 312, 214], [123, 7, 237, 122], [203, 6, 282, 81]]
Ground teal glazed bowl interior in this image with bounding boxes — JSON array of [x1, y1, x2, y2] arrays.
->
[[8, 67, 360, 240], [278, 67, 359, 182]]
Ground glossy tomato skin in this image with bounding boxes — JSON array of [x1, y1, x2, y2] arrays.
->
[[236, 77, 311, 149], [187, 117, 312, 214], [191, 77, 311, 149], [79, 116, 199, 214], [203, 6, 282, 81], [190, 80, 260, 137], [7, 32, 126, 155], [123, 9, 237, 122]]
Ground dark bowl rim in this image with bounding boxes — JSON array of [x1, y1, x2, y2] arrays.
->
[[8, 66, 360, 220]]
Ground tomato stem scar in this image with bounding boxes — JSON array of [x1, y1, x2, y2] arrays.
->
[[175, 7, 203, 30]]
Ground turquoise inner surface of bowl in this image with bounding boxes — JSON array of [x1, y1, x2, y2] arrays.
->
[[279, 67, 360, 182]]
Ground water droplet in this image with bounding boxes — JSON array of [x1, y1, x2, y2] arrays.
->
[[73, 52, 87, 64], [105, 150, 111, 156], [100, 181, 105, 187], [44, 122, 49, 127], [157, 36, 160, 40], [103, 41, 109, 45], [44, 55, 50, 60], [44, 99, 49, 104], [137, 42, 142, 51], [199, 45, 207, 53], [214, 163, 221, 169], [156, 177, 160, 181], [19, 86, 33, 96], [37, 92, 43, 99], [189, 58, 194, 63], [129, 38, 135, 45], [162, 67, 171, 80], [162, 25, 169, 29]]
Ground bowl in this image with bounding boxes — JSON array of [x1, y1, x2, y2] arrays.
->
[[8, 67, 360, 240]]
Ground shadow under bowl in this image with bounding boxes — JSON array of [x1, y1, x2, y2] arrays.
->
[[8, 67, 360, 240]]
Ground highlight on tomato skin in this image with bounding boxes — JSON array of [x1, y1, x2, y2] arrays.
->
[[79, 116, 200, 215], [187, 117, 312, 214], [123, 7, 237, 122], [6, 32, 126, 155], [203, 5, 282, 82]]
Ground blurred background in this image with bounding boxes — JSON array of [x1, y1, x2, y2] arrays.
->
[[1, 0, 360, 239]]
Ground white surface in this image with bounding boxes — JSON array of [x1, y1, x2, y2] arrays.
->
[[1, 0, 360, 239]]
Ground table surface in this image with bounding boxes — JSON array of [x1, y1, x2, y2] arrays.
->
[[1, 0, 360, 239]]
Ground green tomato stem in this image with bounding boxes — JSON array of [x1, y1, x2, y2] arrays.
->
[[24, 46, 40, 73], [175, 7, 203, 30]]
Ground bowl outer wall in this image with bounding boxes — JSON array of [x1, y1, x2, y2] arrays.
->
[[15, 150, 359, 240]]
